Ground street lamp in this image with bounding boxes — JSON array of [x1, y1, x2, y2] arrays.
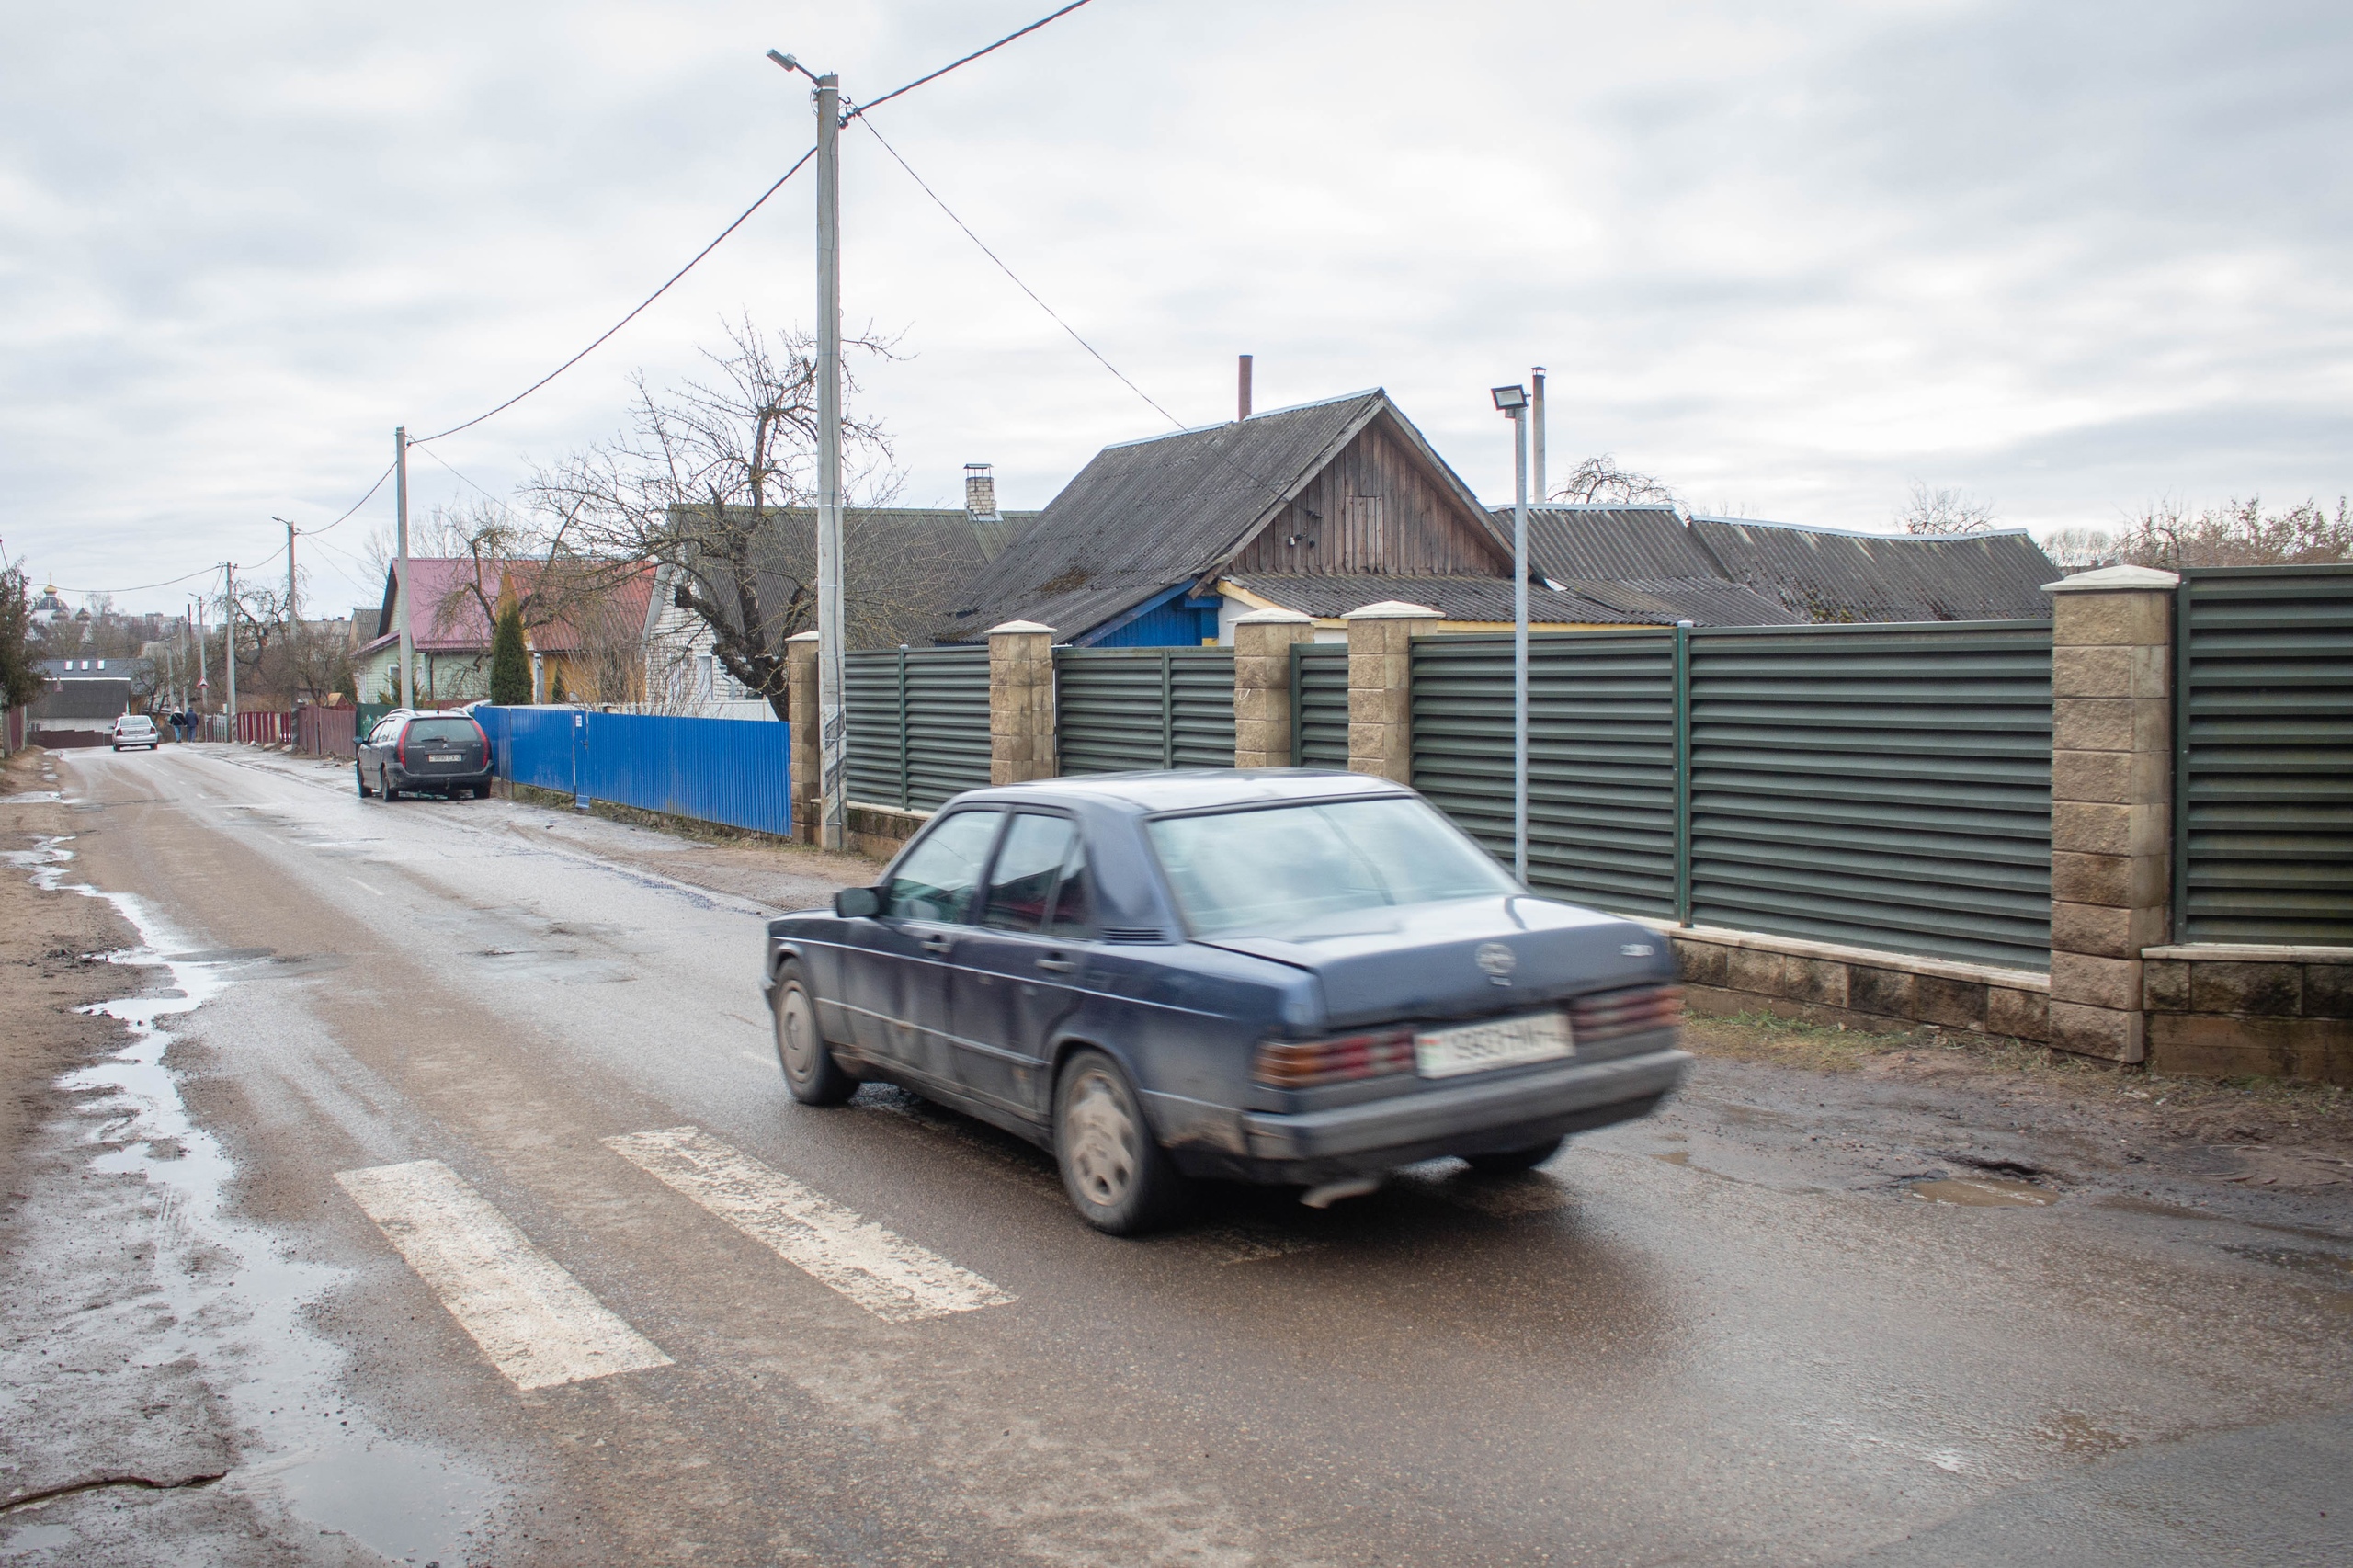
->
[[1492, 383, 1530, 884]]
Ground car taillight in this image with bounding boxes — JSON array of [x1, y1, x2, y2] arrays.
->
[[472, 719, 490, 758], [396, 729, 407, 766], [1567, 983, 1684, 1043], [1254, 1027, 1416, 1088]]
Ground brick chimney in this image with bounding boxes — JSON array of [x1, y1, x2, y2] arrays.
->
[[1237, 354, 1253, 421], [963, 462, 1000, 521]]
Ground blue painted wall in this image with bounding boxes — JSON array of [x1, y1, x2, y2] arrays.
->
[[474, 707, 792, 835], [1082, 583, 1222, 647]]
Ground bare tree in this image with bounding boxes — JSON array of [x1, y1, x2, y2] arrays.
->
[[1549, 455, 1677, 506], [2111, 496, 2353, 569], [527, 315, 903, 721], [1895, 481, 1997, 536], [2040, 526, 2117, 572]]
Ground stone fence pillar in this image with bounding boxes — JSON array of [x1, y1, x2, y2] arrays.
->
[[988, 620, 1057, 785], [1346, 601, 1440, 783], [1233, 608, 1315, 767], [2044, 564, 2179, 1062], [786, 631, 820, 845]]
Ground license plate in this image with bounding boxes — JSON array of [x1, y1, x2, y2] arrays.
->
[[427, 753, 461, 763], [1415, 1011, 1574, 1078]]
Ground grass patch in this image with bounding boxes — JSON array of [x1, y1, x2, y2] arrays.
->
[[1686, 1005, 2353, 1142], [504, 780, 801, 852]]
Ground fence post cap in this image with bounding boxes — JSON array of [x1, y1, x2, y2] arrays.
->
[[986, 619, 1056, 636], [1342, 600, 1442, 620], [2042, 564, 2179, 594], [1233, 607, 1313, 625], [786, 630, 820, 642]]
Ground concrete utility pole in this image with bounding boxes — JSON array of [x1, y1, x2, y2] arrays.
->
[[192, 595, 207, 715], [223, 563, 239, 733], [813, 70, 848, 850], [1531, 367, 1547, 504], [1511, 408, 1529, 882], [395, 426, 415, 710]]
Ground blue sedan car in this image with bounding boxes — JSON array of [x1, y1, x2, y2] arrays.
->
[[764, 771, 1690, 1234]]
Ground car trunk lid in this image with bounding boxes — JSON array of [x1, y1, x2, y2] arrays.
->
[[1196, 895, 1673, 1029]]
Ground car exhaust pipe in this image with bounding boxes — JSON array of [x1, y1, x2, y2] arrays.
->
[[1300, 1176, 1381, 1210]]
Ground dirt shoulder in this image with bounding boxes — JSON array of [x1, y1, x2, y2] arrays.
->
[[1685, 1008, 2353, 1199], [0, 749, 140, 1189]]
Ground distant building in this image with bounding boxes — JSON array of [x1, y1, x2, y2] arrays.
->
[[353, 560, 657, 706], [26, 676, 134, 747]]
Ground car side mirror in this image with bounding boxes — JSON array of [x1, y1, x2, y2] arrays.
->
[[834, 886, 881, 919]]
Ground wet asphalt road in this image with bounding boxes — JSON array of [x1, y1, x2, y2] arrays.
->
[[7, 744, 2351, 1566]]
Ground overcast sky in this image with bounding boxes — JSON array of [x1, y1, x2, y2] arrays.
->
[[6, 0, 2349, 617]]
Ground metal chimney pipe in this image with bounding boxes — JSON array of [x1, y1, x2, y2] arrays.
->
[[1237, 354, 1253, 421]]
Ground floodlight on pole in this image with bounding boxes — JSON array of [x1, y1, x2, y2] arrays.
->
[[1494, 384, 1530, 883]]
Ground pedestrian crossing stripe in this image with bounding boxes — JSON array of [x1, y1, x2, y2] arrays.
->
[[606, 1125, 1017, 1324]]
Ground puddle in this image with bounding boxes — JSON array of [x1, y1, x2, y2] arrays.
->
[[3, 790, 63, 803], [1908, 1176, 2055, 1207], [2224, 1244, 2353, 1288], [2034, 1411, 2136, 1459], [1652, 1151, 1692, 1165], [5, 835, 500, 1560]]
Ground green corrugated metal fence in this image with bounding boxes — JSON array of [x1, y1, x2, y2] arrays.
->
[[1056, 647, 1235, 774], [2174, 565, 2353, 944], [1404, 623, 2053, 968], [1688, 623, 2053, 970], [1291, 643, 1350, 768], [844, 648, 992, 810], [1409, 632, 1681, 920]]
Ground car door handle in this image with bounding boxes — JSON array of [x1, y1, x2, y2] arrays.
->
[[920, 934, 953, 956], [1035, 955, 1075, 974]]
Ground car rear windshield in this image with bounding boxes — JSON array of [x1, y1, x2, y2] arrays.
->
[[119, 717, 153, 728], [1146, 796, 1517, 938], [406, 719, 479, 745]]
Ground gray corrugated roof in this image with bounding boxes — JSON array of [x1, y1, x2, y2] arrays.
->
[[1509, 506, 1724, 580], [1226, 574, 1655, 625], [673, 505, 1030, 650], [31, 677, 135, 721], [1688, 517, 2058, 622], [1544, 577, 1806, 626], [940, 392, 1408, 639]]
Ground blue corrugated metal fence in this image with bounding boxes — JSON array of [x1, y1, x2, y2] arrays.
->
[[473, 707, 792, 836]]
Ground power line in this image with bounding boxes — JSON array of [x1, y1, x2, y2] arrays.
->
[[854, 114, 1187, 433], [48, 562, 224, 596], [854, 114, 1302, 519], [413, 149, 816, 446], [848, 0, 1098, 121], [301, 460, 397, 537], [413, 442, 503, 506]]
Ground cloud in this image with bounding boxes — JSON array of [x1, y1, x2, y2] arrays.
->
[[4, 0, 2348, 611]]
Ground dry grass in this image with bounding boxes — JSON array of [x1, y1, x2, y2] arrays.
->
[[1685, 1006, 2353, 1160]]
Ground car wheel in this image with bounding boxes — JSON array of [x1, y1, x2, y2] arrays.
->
[[1463, 1137, 1564, 1176], [356, 764, 372, 798], [379, 768, 399, 801], [772, 960, 855, 1106], [1054, 1049, 1190, 1235]]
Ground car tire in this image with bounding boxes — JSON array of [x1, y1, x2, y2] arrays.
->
[[356, 765, 372, 798], [379, 768, 399, 801], [772, 960, 856, 1106], [1054, 1049, 1191, 1236], [1463, 1137, 1565, 1176]]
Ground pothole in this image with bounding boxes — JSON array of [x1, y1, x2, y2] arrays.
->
[[1908, 1176, 2055, 1207]]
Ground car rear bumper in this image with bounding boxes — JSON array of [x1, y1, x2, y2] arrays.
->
[[385, 765, 494, 791], [1176, 1046, 1690, 1183]]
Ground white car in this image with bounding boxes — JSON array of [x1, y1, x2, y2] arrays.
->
[[110, 714, 160, 752]]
